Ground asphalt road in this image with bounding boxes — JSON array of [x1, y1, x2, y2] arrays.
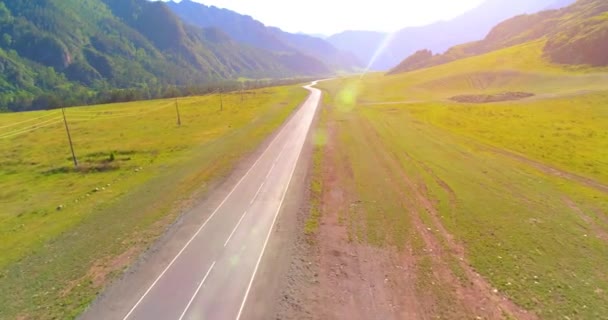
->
[[83, 82, 321, 320]]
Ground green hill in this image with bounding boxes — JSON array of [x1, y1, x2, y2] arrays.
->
[[0, 0, 327, 112], [389, 0, 608, 74], [313, 8, 608, 315]]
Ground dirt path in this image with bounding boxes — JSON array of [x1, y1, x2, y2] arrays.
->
[[564, 197, 608, 242], [490, 147, 608, 194], [310, 123, 423, 320], [277, 107, 537, 319], [360, 119, 535, 320]]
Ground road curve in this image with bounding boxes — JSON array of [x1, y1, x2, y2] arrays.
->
[[81, 82, 321, 320]]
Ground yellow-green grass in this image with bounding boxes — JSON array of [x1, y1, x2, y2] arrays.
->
[[408, 92, 608, 185], [348, 40, 608, 186], [313, 41, 608, 318], [304, 93, 330, 236], [0, 86, 308, 319], [359, 40, 608, 103]]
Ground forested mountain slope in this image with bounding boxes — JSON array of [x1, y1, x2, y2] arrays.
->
[[0, 0, 327, 112], [167, 0, 361, 72]]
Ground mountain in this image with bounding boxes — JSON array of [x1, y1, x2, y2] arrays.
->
[[267, 27, 361, 71], [299, 33, 328, 39], [327, 0, 577, 70], [0, 0, 329, 112], [389, 0, 608, 74], [166, 0, 361, 72], [326, 31, 388, 68], [545, 0, 579, 9]]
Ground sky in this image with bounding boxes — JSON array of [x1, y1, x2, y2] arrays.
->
[[170, 0, 486, 35]]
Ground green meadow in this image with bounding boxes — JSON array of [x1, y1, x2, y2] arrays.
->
[[314, 40, 608, 318], [0, 86, 307, 319]]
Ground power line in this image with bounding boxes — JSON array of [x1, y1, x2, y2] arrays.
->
[[0, 111, 61, 130], [0, 118, 63, 139], [66, 106, 146, 114], [0, 116, 63, 135], [66, 102, 172, 115], [67, 103, 172, 122], [0, 99, 174, 140]]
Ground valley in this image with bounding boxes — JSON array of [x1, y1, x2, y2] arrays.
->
[[0, 86, 308, 319], [280, 29, 608, 320], [0, 0, 607, 319]]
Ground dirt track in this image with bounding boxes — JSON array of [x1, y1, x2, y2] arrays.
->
[[275, 102, 539, 320]]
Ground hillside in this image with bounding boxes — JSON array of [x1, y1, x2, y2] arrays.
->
[[0, 85, 310, 319], [0, 0, 328, 112], [166, 0, 361, 72], [267, 27, 361, 72], [389, 0, 608, 74], [309, 16, 608, 316], [327, 0, 576, 70]]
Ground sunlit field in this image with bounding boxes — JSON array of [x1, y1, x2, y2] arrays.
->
[[312, 41, 608, 319], [0, 86, 307, 319], [360, 41, 608, 102]]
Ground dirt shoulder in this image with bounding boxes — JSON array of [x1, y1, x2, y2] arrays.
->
[[80, 92, 309, 320], [274, 94, 540, 320], [450, 92, 535, 103], [240, 98, 318, 320]]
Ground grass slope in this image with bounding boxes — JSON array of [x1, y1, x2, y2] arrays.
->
[[313, 39, 608, 318], [390, 0, 608, 73], [0, 85, 308, 319], [361, 40, 608, 183]]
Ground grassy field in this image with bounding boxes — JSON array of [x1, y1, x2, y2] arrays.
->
[[359, 41, 608, 102], [0, 86, 308, 319], [312, 41, 608, 319]]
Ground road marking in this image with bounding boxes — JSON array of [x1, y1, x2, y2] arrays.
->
[[265, 139, 290, 180], [266, 163, 277, 179], [249, 182, 265, 206], [235, 87, 319, 320], [231, 140, 291, 247], [264, 143, 287, 183], [122, 102, 297, 320], [177, 261, 216, 320], [224, 210, 248, 247]]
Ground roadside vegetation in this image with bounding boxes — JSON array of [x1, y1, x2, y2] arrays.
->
[[304, 93, 330, 237], [0, 85, 307, 319], [309, 39, 608, 319]]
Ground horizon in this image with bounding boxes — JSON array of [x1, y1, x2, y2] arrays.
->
[[164, 0, 486, 35]]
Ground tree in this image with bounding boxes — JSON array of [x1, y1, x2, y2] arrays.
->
[[2, 34, 12, 47], [0, 3, 11, 21]]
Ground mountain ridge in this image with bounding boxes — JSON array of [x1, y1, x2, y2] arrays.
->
[[389, 0, 608, 74], [0, 0, 329, 112], [167, 0, 362, 72], [327, 0, 577, 70]]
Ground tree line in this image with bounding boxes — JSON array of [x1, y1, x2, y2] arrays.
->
[[0, 78, 316, 113]]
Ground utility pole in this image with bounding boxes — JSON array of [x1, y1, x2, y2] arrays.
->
[[240, 82, 244, 103], [219, 87, 223, 111], [61, 107, 78, 168], [175, 98, 181, 126]]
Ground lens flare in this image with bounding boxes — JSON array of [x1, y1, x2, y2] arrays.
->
[[313, 129, 328, 146], [336, 81, 360, 113], [361, 32, 397, 78]]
